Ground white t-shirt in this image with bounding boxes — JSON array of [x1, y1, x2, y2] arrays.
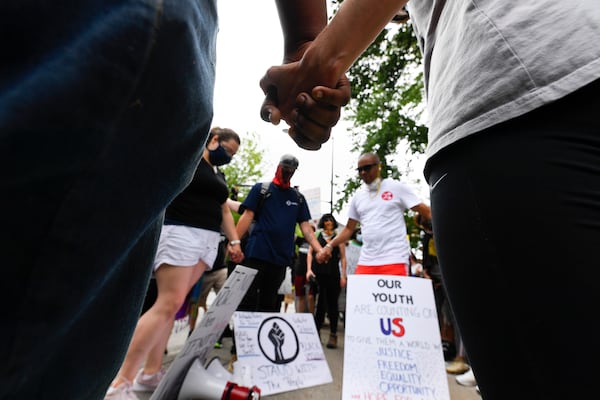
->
[[348, 178, 421, 266], [407, 0, 600, 159]]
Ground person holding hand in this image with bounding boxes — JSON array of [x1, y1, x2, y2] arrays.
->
[[306, 213, 347, 349], [105, 128, 243, 399], [2, 2, 349, 398], [318, 152, 430, 277], [261, 1, 600, 399]]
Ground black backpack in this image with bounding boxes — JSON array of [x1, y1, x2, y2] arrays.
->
[[253, 182, 304, 219]]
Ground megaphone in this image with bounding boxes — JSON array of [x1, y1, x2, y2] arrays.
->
[[205, 357, 234, 381], [178, 358, 261, 400]]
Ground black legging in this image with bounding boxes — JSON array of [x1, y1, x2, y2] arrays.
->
[[425, 79, 600, 400], [236, 258, 287, 313], [314, 273, 341, 335], [231, 258, 287, 356]]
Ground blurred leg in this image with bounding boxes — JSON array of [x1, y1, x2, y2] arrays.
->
[[426, 80, 600, 399], [0, 1, 218, 398]]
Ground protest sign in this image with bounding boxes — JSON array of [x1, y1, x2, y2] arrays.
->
[[151, 265, 257, 400], [233, 311, 332, 396], [342, 275, 450, 400]]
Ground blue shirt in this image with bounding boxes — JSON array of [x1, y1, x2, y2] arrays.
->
[[242, 182, 311, 266]]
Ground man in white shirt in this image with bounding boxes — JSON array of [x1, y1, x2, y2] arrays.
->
[[319, 153, 430, 276]]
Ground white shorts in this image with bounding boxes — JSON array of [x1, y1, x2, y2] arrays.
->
[[153, 224, 220, 271]]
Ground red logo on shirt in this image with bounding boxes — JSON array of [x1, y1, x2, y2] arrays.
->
[[381, 191, 393, 201]]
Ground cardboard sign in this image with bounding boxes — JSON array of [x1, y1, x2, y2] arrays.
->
[[233, 311, 332, 396], [345, 242, 362, 275], [151, 265, 257, 400], [342, 275, 450, 400]]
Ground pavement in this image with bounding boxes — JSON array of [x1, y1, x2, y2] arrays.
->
[[136, 300, 481, 400]]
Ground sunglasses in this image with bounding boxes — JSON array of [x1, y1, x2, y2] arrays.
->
[[356, 163, 378, 173]]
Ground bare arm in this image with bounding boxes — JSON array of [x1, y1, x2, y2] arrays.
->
[[235, 208, 255, 240], [306, 243, 315, 279], [338, 241, 347, 288], [221, 203, 243, 263], [261, 0, 406, 147], [317, 218, 358, 263], [303, 0, 408, 86], [274, 0, 328, 63], [226, 198, 242, 213], [300, 220, 323, 254], [261, 0, 351, 150], [411, 202, 432, 224], [328, 219, 358, 249]]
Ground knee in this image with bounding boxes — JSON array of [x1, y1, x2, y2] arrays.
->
[[153, 295, 188, 318]]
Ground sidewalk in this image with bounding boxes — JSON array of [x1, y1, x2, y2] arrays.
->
[[137, 305, 481, 400]]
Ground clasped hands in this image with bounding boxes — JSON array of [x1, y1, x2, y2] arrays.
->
[[316, 245, 332, 264], [259, 59, 350, 150], [228, 245, 244, 264]]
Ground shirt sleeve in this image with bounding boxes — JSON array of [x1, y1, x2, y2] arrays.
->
[[296, 193, 312, 222], [241, 183, 262, 212], [395, 181, 422, 210], [347, 194, 361, 222]]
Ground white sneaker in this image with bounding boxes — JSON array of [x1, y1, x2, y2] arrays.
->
[[455, 368, 477, 387], [132, 368, 166, 392], [105, 379, 139, 400]]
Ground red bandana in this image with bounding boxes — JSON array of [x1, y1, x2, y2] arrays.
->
[[273, 165, 293, 189]]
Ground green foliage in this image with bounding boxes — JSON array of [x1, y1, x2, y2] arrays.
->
[[329, 2, 429, 254], [405, 209, 423, 253], [220, 131, 266, 203], [333, 22, 427, 210], [349, 24, 427, 151]]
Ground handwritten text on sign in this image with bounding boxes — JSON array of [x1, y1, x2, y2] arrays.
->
[[342, 275, 450, 400], [233, 311, 332, 396]]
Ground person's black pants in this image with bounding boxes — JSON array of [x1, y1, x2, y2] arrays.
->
[[315, 274, 341, 335], [425, 79, 600, 400], [237, 258, 287, 313]]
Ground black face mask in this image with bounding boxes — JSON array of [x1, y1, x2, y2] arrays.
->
[[273, 165, 295, 189], [281, 167, 295, 181], [208, 144, 232, 166]]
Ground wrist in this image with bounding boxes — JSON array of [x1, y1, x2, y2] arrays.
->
[[229, 239, 241, 246], [302, 43, 345, 88], [325, 243, 333, 250]]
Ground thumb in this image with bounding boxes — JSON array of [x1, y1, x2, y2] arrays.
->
[[312, 74, 351, 107], [260, 85, 282, 125], [259, 71, 282, 124]]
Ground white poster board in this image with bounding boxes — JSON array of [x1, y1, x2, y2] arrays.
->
[[342, 275, 450, 400], [345, 241, 362, 275], [151, 265, 257, 400], [233, 311, 332, 396], [301, 186, 321, 221]]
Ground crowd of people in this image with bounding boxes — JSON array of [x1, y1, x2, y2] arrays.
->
[[5, 1, 599, 399]]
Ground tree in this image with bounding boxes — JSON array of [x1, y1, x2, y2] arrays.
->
[[220, 131, 266, 204], [330, 2, 428, 251]]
